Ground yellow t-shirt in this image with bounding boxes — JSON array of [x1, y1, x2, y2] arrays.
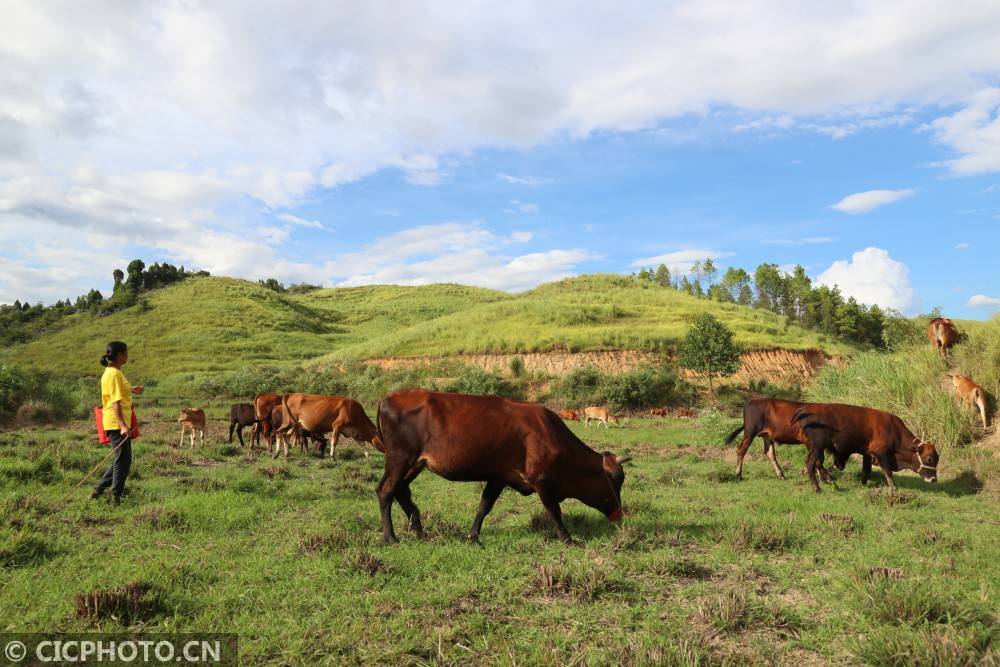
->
[[101, 366, 133, 431]]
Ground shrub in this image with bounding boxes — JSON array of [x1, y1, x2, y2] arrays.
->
[[509, 356, 525, 378], [444, 366, 522, 399], [0, 365, 91, 422], [603, 366, 691, 411]]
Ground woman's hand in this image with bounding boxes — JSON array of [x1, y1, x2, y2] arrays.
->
[[120, 425, 130, 437], [131, 385, 144, 395]]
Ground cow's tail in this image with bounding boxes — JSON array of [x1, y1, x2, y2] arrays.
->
[[372, 400, 386, 453], [724, 424, 744, 445]]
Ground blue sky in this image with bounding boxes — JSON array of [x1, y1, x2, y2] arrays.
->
[[1, 2, 999, 318]]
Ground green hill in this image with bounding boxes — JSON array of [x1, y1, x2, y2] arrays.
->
[[1, 274, 853, 391]]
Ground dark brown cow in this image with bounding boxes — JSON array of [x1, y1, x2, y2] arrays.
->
[[276, 393, 381, 459], [376, 389, 630, 545], [229, 403, 256, 447], [726, 398, 831, 482], [791, 403, 940, 492], [252, 392, 282, 450], [927, 318, 960, 356], [557, 409, 580, 421]]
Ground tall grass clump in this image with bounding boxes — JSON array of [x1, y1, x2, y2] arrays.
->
[[0, 365, 92, 423], [806, 347, 972, 450]]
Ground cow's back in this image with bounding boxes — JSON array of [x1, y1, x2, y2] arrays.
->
[[379, 390, 560, 485]]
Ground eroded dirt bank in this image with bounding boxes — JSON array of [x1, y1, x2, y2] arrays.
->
[[365, 348, 839, 385]]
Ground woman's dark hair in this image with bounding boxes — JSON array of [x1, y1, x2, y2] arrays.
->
[[100, 341, 128, 367]]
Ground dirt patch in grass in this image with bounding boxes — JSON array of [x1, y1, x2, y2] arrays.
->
[[864, 488, 916, 507], [256, 465, 291, 479], [299, 529, 352, 555], [818, 512, 858, 537], [353, 550, 387, 576], [527, 562, 633, 602]]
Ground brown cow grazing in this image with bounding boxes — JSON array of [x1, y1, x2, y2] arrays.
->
[[951, 374, 989, 428], [557, 409, 580, 421], [178, 408, 206, 448], [726, 398, 831, 482], [648, 407, 669, 417], [276, 393, 381, 459], [266, 404, 321, 455], [376, 389, 630, 545], [229, 403, 256, 447], [583, 406, 618, 428], [791, 403, 939, 493], [252, 392, 282, 450], [927, 318, 960, 356]]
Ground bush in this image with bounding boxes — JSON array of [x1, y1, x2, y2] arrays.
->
[[444, 366, 523, 399], [0, 365, 91, 422], [509, 356, 525, 378], [604, 366, 691, 411]]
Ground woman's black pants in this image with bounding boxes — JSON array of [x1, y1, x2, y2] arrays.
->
[[93, 430, 132, 502]]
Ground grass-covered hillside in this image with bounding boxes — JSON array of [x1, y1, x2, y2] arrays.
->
[[2, 274, 853, 390]]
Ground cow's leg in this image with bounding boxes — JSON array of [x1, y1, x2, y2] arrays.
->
[[763, 437, 786, 480], [806, 446, 823, 493], [228, 421, 235, 443], [861, 453, 872, 485], [236, 424, 245, 448], [735, 432, 755, 480], [875, 450, 896, 491], [272, 431, 283, 458], [178, 425, 185, 448], [200, 428, 205, 447], [537, 486, 573, 544], [377, 461, 409, 544], [469, 480, 505, 544], [328, 424, 342, 459], [602, 418, 609, 429], [393, 481, 424, 538]]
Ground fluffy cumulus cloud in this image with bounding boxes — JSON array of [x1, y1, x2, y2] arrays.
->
[[3, 2, 1000, 300], [816, 247, 916, 312], [968, 294, 1000, 308], [831, 189, 915, 214], [328, 223, 591, 291]]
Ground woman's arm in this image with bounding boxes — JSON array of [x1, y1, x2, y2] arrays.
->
[[114, 400, 128, 436], [131, 385, 143, 395]]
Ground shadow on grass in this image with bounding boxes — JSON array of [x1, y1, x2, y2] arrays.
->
[[881, 470, 983, 497]]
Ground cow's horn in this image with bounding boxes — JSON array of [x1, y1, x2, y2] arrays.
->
[[617, 456, 633, 464]]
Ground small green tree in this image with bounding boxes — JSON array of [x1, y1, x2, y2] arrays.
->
[[654, 264, 671, 287], [678, 313, 741, 393]]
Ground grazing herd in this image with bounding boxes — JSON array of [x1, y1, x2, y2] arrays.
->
[[159, 316, 988, 545]]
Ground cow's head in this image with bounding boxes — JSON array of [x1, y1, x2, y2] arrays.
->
[[903, 440, 939, 482], [601, 452, 630, 521]]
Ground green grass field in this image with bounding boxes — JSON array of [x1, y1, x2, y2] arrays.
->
[[2, 415, 997, 665], [1, 275, 853, 397]]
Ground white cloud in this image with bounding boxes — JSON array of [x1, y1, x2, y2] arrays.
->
[[816, 247, 916, 312], [277, 213, 324, 229], [509, 231, 534, 243], [929, 88, 1000, 175], [498, 173, 549, 186], [955, 242, 972, 249], [762, 236, 834, 246], [968, 294, 1000, 308], [831, 189, 915, 214], [509, 200, 539, 214], [329, 223, 590, 291], [631, 248, 733, 275]]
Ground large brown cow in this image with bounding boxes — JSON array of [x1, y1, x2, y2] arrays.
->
[[726, 398, 831, 482], [376, 389, 630, 545], [276, 393, 381, 459], [927, 318, 960, 356], [557, 409, 580, 422], [951, 374, 989, 428], [791, 403, 940, 493]]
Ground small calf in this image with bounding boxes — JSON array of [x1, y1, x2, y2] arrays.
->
[[583, 406, 618, 429], [178, 408, 207, 448], [951, 374, 989, 428]]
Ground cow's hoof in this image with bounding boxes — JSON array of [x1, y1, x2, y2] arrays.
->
[[383, 535, 399, 545], [468, 535, 483, 547]]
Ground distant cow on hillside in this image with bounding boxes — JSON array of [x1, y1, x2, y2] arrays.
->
[[951, 374, 989, 428], [927, 318, 960, 356]]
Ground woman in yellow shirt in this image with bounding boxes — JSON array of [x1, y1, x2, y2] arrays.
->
[[91, 341, 143, 505]]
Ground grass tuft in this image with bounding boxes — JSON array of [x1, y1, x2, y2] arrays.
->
[[74, 582, 164, 625]]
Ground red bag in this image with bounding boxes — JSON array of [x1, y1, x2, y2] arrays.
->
[[94, 407, 140, 443]]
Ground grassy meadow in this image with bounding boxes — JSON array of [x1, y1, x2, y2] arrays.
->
[[2, 413, 998, 666]]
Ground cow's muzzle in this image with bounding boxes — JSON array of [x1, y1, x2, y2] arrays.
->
[[609, 506, 623, 522]]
